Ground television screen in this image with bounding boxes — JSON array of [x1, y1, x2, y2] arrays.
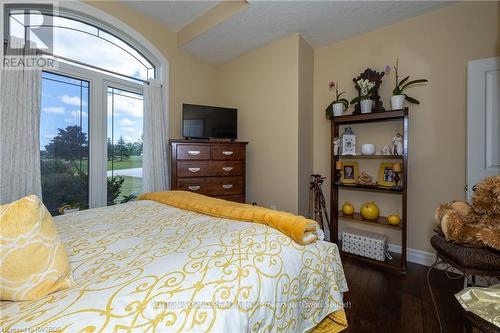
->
[[182, 104, 237, 139]]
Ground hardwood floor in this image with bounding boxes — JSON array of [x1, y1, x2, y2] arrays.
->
[[341, 256, 468, 333]]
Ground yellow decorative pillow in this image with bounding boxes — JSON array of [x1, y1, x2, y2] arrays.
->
[[0, 195, 73, 301]]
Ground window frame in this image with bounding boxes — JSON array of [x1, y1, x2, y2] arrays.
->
[[3, 3, 158, 82], [2, 1, 169, 209], [43, 56, 144, 209]]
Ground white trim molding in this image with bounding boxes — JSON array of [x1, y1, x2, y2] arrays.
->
[[388, 243, 436, 267]]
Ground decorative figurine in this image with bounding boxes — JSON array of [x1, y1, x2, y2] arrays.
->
[[333, 137, 341, 156], [341, 127, 356, 155], [392, 133, 403, 155], [381, 145, 391, 155], [357, 171, 377, 186]]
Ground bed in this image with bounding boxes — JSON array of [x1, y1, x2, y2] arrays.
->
[[0, 199, 348, 332]]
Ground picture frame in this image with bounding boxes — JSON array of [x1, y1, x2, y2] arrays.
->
[[341, 162, 359, 184], [378, 162, 397, 187]]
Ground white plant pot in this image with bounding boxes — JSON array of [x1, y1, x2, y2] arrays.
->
[[332, 103, 345, 117], [360, 99, 373, 114], [391, 95, 405, 110]]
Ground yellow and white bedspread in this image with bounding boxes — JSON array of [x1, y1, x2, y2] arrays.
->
[[1, 200, 348, 332]]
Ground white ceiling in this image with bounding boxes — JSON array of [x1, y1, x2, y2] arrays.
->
[[124, 1, 449, 64], [125, 1, 221, 31]]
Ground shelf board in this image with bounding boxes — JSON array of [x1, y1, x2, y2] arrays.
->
[[335, 183, 403, 194], [339, 212, 402, 230], [335, 155, 403, 160], [330, 108, 407, 125]]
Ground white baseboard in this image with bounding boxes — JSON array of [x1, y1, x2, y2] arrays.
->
[[388, 243, 435, 267], [336, 232, 436, 267]]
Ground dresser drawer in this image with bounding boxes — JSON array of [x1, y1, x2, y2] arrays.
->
[[177, 161, 243, 178], [177, 145, 210, 160], [212, 145, 245, 160], [177, 177, 243, 196]]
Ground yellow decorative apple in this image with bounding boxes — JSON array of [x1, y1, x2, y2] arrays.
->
[[342, 202, 354, 215], [360, 202, 380, 220], [387, 214, 401, 226]]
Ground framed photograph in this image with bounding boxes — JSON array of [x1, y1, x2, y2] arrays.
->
[[341, 162, 359, 184], [378, 162, 397, 187]]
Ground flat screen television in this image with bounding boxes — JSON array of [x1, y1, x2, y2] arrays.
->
[[182, 104, 237, 140]]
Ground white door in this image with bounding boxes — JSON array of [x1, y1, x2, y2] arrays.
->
[[467, 57, 500, 200]]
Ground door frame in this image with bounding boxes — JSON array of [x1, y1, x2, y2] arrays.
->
[[466, 56, 500, 199]]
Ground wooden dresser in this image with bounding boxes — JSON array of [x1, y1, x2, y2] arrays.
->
[[169, 140, 248, 203]]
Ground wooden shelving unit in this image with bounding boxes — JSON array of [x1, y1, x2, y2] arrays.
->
[[339, 212, 402, 230], [330, 108, 408, 274]]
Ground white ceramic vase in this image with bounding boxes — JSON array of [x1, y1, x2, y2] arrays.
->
[[391, 95, 405, 110], [360, 99, 373, 114], [361, 144, 376, 155], [332, 102, 345, 117]]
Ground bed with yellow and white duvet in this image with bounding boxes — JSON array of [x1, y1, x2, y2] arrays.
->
[[1, 197, 348, 332]]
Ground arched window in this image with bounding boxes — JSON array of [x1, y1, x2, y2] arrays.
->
[[5, 4, 156, 81], [3, 4, 164, 214]]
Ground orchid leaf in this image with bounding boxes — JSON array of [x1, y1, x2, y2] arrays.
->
[[404, 95, 420, 104], [398, 76, 410, 88], [337, 98, 349, 108], [350, 96, 362, 104], [393, 87, 402, 95], [337, 91, 345, 98], [401, 79, 428, 91], [325, 101, 334, 116]]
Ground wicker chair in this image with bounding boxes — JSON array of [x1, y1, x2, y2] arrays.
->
[[427, 233, 500, 333]]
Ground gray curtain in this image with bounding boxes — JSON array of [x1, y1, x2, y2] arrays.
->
[[0, 37, 42, 203], [142, 79, 169, 192]]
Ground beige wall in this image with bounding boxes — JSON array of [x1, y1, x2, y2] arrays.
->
[[216, 34, 302, 213], [87, 1, 219, 138], [298, 37, 315, 216], [313, 1, 499, 252]]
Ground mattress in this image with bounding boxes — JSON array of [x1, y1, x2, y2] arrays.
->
[[0, 200, 348, 332]]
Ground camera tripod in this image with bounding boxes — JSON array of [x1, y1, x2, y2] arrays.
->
[[308, 174, 329, 231]]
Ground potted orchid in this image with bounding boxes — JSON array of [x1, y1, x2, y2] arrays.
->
[[350, 79, 376, 113], [386, 59, 428, 110], [328, 81, 349, 117]]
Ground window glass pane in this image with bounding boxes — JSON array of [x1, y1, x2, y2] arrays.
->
[[40, 71, 89, 215], [9, 15, 25, 39], [8, 11, 155, 80], [107, 87, 143, 205]]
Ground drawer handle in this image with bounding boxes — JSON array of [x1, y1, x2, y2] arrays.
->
[[222, 167, 233, 172], [222, 184, 233, 189], [188, 167, 200, 173], [188, 150, 200, 156], [222, 151, 234, 156], [188, 185, 200, 191]]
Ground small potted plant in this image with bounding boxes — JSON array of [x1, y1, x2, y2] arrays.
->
[[58, 201, 80, 215], [350, 79, 376, 113], [328, 81, 349, 117], [386, 59, 428, 110]]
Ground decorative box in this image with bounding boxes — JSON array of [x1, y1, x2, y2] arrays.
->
[[341, 228, 389, 261]]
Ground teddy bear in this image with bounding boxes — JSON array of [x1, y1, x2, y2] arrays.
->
[[434, 175, 500, 250]]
